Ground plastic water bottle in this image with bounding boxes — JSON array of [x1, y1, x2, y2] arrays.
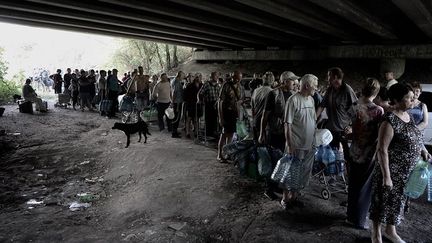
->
[[428, 164, 432, 202], [315, 145, 324, 163], [404, 160, 430, 199]]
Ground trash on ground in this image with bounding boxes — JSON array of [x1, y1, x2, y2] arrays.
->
[[77, 193, 99, 203], [7, 132, 21, 136], [101, 132, 108, 136], [69, 201, 91, 211], [26, 199, 44, 205], [79, 160, 91, 165], [85, 177, 104, 183], [168, 222, 187, 231]]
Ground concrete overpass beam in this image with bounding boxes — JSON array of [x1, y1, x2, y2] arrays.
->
[[307, 0, 397, 40], [392, 0, 432, 39]]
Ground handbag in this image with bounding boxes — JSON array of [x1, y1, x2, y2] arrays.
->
[[99, 99, 112, 113]]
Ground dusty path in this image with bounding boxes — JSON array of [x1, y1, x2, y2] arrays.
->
[[0, 102, 431, 243]]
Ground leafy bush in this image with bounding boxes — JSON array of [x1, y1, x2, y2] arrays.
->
[[0, 80, 20, 103], [0, 47, 20, 103]]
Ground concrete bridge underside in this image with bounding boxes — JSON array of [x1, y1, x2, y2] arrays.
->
[[0, 0, 431, 65]]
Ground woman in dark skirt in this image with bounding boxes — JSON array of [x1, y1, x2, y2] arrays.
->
[[369, 83, 430, 243], [347, 78, 384, 229]]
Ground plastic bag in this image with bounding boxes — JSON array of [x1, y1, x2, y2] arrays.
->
[[236, 120, 248, 139], [257, 147, 273, 177], [119, 95, 134, 112], [271, 154, 293, 184]]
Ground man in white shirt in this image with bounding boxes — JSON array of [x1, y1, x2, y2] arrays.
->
[[384, 71, 398, 89], [282, 74, 318, 209]]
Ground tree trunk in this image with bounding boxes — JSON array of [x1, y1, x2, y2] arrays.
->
[[155, 44, 164, 71], [165, 44, 171, 72], [173, 45, 178, 68]]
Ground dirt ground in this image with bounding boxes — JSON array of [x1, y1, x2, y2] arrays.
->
[[1, 99, 432, 243]]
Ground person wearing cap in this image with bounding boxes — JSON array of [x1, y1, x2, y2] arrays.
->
[[384, 71, 398, 90], [217, 70, 243, 162], [282, 74, 318, 209], [251, 71, 274, 141], [317, 67, 358, 170], [259, 70, 300, 200]]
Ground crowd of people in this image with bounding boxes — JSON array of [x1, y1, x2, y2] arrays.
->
[[22, 66, 430, 243]]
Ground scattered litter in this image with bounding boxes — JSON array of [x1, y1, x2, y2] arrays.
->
[[77, 193, 99, 203], [85, 177, 104, 183], [157, 178, 163, 181], [68, 182, 74, 186], [123, 233, 137, 241], [203, 219, 209, 224], [26, 199, 44, 205], [37, 174, 44, 177], [7, 132, 21, 136], [69, 201, 91, 211], [145, 230, 156, 236], [175, 231, 187, 237], [80, 160, 91, 165], [28, 207, 34, 210], [101, 132, 108, 136], [187, 146, 193, 149], [118, 141, 122, 144], [168, 222, 187, 231]]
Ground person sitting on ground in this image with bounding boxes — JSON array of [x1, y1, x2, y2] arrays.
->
[[282, 74, 318, 209], [22, 78, 45, 112]]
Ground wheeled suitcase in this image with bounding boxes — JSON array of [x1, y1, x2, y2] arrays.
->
[[99, 99, 112, 113]]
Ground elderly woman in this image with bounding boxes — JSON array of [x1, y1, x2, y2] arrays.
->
[[369, 83, 430, 243], [346, 78, 384, 229], [408, 81, 428, 130]]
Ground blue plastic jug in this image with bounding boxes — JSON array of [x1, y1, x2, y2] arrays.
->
[[404, 160, 430, 199]]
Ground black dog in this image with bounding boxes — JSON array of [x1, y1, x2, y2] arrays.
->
[[13, 94, 22, 103], [112, 120, 151, 148]]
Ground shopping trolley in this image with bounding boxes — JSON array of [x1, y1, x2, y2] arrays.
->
[[312, 145, 348, 200], [55, 93, 71, 108]]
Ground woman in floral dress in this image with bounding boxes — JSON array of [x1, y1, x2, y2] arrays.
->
[[369, 83, 430, 243]]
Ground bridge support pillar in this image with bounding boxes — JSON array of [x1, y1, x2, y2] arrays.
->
[[379, 58, 406, 79]]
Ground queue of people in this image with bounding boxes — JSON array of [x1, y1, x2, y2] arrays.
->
[[22, 66, 430, 243]]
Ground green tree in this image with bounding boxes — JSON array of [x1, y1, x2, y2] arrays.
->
[[0, 47, 20, 103], [108, 39, 192, 75]]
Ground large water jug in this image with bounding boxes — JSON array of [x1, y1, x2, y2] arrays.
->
[[322, 145, 336, 166], [315, 145, 324, 163], [404, 160, 430, 199]]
